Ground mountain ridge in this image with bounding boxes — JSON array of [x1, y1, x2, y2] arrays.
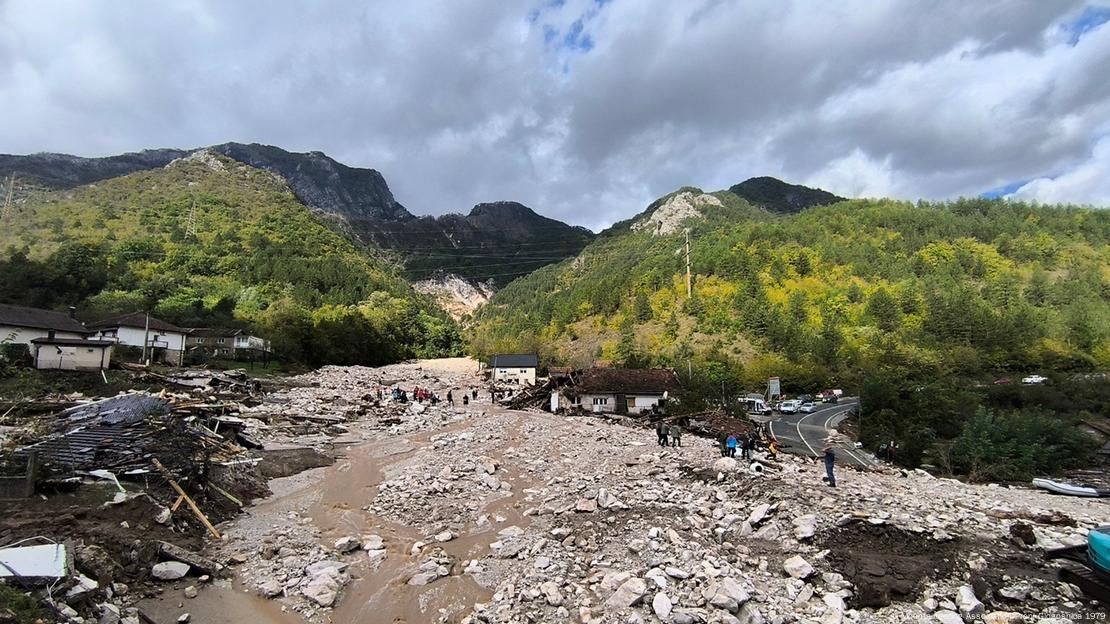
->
[[0, 143, 593, 286]]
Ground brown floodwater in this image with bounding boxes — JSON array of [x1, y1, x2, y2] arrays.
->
[[144, 408, 534, 624]]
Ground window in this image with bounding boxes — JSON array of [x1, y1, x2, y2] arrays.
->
[[217, 338, 226, 344], [519, 369, 527, 373], [592, 397, 609, 405], [196, 337, 205, 343], [627, 397, 636, 409]]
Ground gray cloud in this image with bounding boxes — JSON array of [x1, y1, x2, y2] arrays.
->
[[1, 0, 1107, 230]]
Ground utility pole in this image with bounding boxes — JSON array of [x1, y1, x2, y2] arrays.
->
[[684, 228, 692, 299], [142, 311, 151, 365]]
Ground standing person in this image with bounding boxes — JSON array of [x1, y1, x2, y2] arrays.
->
[[447, 390, 454, 405], [463, 394, 469, 406], [472, 388, 478, 400], [822, 444, 836, 487], [740, 435, 751, 460], [726, 434, 738, 458], [668, 424, 682, 447], [717, 431, 729, 457], [656, 421, 668, 447], [768, 437, 779, 460], [888, 440, 898, 464]]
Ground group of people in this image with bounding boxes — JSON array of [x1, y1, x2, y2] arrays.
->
[[654, 421, 684, 447], [876, 440, 899, 462], [445, 388, 480, 406], [718, 431, 778, 460]]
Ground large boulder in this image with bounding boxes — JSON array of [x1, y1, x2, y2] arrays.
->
[[605, 577, 647, 609], [782, 555, 814, 579]]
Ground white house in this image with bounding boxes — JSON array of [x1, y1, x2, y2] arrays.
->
[[490, 354, 538, 385], [559, 367, 681, 415], [31, 337, 114, 371], [0, 303, 93, 349], [88, 312, 187, 366]]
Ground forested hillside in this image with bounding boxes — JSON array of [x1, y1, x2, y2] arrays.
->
[[0, 151, 460, 365], [471, 188, 1110, 477]]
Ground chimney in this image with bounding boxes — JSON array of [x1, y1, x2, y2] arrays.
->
[[68, 306, 77, 320]]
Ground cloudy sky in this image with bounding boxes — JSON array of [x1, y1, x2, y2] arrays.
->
[[2, 1, 1109, 229]]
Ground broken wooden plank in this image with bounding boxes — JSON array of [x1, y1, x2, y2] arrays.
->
[[152, 458, 221, 540]]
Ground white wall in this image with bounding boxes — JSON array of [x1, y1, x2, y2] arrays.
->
[[99, 326, 185, 351], [34, 344, 112, 371], [0, 325, 87, 350], [494, 367, 536, 385], [579, 392, 665, 414]]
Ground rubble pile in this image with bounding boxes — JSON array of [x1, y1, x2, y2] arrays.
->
[[4, 359, 1106, 624]]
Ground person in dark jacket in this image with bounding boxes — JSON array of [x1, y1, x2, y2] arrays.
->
[[656, 421, 668, 447], [822, 444, 836, 487], [717, 432, 729, 457], [668, 424, 682, 447]]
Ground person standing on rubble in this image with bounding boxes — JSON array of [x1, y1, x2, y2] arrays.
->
[[726, 433, 738, 457], [472, 388, 478, 400], [668, 423, 683, 447], [656, 420, 668, 446], [822, 443, 836, 487], [463, 394, 469, 405], [717, 431, 728, 456], [447, 390, 454, 405]]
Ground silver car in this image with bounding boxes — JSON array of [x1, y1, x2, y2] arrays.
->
[[799, 402, 818, 413]]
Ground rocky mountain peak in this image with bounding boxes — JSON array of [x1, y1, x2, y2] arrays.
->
[[728, 176, 844, 214]]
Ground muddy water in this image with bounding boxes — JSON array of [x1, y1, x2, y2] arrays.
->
[[311, 412, 536, 624], [154, 408, 537, 624]]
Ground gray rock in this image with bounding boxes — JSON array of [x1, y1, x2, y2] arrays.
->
[[652, 592, 674, 620], [540, 581, 563, 606], [793, 514, 817, 540], [305, 560, 347, 578], [605, 577, 647, 609], [151, 561, 190, 581], [934, 610, 963, 624], [408, 572, 439, 586], [334, 536, 359, 553], [258, 579, 283, 598], [782, 555, 814, 579], [747, 503, 771, 526], [575, 498, 598, 513], [183, 585, 198, 599], [956, 585, 985, 618]]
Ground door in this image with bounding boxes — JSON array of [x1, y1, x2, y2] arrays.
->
[[615, 393, 628, 415]]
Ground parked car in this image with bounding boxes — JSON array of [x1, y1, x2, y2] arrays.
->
[[821, 394, 839, 404], [799, 402, 818, 413], [797, 394, 814, 404], [1022, 374, 1048, 385], [778, 400, 801, 414]]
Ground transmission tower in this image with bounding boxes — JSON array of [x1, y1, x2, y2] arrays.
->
[[1, 174, 14, 221], [185, 199, 198, 239]]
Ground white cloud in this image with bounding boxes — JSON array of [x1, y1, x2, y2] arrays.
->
[[1008, 134, 1110, 205], [0, 0, 1108, 231]]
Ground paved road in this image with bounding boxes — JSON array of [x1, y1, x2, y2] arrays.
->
[[767, 399, 879, 468]]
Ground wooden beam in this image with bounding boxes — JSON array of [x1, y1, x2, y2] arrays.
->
[[152, 458, 221, 540]]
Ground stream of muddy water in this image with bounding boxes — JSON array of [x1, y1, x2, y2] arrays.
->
[[143, 408, 535, 624]]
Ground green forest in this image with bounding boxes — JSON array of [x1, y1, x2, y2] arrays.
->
[[0, 154, 461, 366], [470, 188, 1110, 479]]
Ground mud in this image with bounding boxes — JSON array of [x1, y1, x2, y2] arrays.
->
[[818, 522, 960, 607]]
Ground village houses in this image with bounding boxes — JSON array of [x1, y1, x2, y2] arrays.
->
[[185, 328, 272, 360], [88, 312, 187, 366]]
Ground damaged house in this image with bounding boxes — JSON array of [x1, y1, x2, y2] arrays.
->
[[0, 303, 114, 371], [557, 367, 681, 415]]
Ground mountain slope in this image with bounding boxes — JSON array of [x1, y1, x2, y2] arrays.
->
[[0, 151, 459, 365], [728, 176, 845, 214], [0, 144, 593, 286], [471, 184, 1109, 383], [469, 185, 1110, 472]]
